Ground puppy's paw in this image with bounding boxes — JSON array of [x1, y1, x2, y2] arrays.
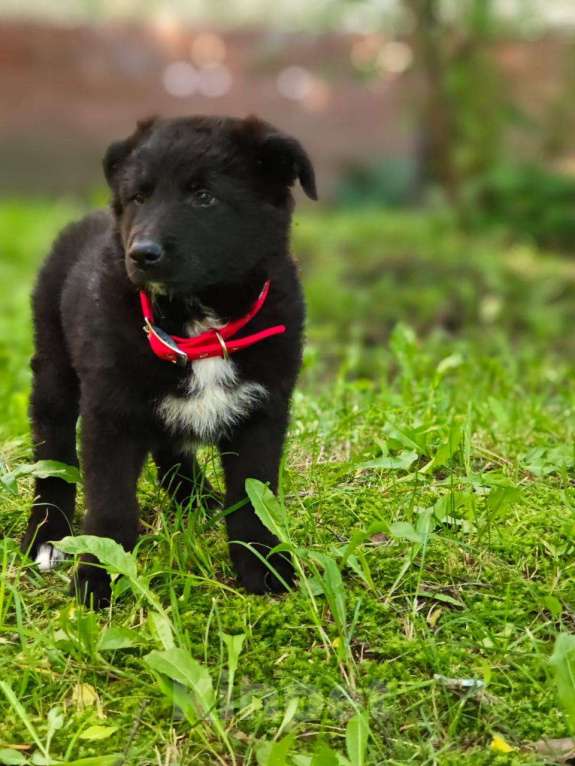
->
[[71, 559, 111, 610], [34, 543, 67, 572], [21, 517, 69, 562], [231, 544, 295, 595]]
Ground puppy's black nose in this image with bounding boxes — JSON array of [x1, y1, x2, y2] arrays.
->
[[128, 240, 164, 269]]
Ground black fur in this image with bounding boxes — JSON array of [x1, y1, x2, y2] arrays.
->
[[21, 115, 316, 607]]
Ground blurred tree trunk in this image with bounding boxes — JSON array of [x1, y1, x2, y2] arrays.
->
[[542, 41, 575, 161], [406, 0, 459, 203], [406, 0, 504, 208]]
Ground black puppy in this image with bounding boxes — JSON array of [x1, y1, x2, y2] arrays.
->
[[21, 115, 316, 607]]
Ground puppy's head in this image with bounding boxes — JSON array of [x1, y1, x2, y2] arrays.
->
[[103, 115, 317, 294]]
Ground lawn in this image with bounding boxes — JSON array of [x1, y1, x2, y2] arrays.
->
[[1, 200, 575, 765]]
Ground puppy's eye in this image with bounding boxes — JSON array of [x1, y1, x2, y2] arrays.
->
[[191, 189, 217, 207], [131, 190, 150, 205]]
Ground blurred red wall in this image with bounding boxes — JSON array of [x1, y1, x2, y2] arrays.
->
[[0, 21, 416, 196], [0, 21, 571, 196]]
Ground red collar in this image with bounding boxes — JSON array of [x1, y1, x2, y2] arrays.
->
[[140, 280, 285, 365]]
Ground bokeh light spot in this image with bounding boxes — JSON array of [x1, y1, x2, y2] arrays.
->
[[277, 66, 314, 101], [191, 33, 227, 67], [378, 41, 413, 75], [198, 65, 232, 98], [162, 61, 199, 98]]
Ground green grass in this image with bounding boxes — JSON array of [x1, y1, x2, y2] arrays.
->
[[1, 200, 575, 764]]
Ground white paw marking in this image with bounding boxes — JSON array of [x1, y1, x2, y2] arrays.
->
[[35, 543, 67, 572]]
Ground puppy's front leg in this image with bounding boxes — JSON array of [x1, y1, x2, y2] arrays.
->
[[73, 412, 147, 608], [220, 412, 295, 594]]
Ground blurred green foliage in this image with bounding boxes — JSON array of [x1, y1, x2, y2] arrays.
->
[[333, 157, 420, 208], [332, 160, 575, 253], [3, 200, 575, 420], [465, 163, 575, 251], [0, 200, 79, 435], [296, 209, 575, 379], [402, 0, 575, 251]]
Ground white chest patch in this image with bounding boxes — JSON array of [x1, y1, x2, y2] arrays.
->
[[156, 303, 267, 445], [158, 357, 266, 441]]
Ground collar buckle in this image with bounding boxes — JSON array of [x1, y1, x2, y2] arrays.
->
[[144, 318, 188, 366], [215, 331, 230, 360]]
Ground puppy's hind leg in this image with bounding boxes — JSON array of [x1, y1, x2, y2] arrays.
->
[[21, 353, 79, 568]]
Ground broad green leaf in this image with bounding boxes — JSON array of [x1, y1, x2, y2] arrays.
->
[[97, 626, 140, 652], [47, 706, 64, 735], [524, 446, 574, 477], [148, 611, 175, 650], [46, 706, 64, 751], [1, 460, 80, 496], [551, 633, 575, 732], [320, 557, 347, 631], [358, 450, 418, 471], [8, 460, 81, 484], [388, 521, 423, 545], [415, 508, 435, 545], [433, 492, 473, 523], [418, 590, 464, 608], [255, 735, 295, 766], [344, 554, 371, 589], [311, 743, 343, 765], [383, 422, 425, 453], [346, 712, 370, 766], [0, 749, 28, 765], [156, 673, 198, 725], [305, 576, 325, 596], [0, 472, 18, 495], [53, 536, 137, 580], [146, 649, 232, 755], [309, 553, 347, 628], [222, 633, 245, 706], [79, 725, 119, 741], [427, 422, 463, 470], [246, 479, 288, 542], [486, 485, 521, 517], [276, 697, 299, 739], [144, 648, 216, 717], [223, 633, 245, 676]]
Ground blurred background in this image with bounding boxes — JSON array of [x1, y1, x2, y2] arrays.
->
[[3, 0, 575, 208], [2, 0, 575, 394]]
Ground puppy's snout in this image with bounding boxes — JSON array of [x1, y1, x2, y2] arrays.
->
[[128, 240, 164, 269]]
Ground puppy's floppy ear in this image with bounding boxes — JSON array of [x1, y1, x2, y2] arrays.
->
[[103, 116, 157, 187], [260, 132, 318, 200], [239, 116, 318, 201]]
